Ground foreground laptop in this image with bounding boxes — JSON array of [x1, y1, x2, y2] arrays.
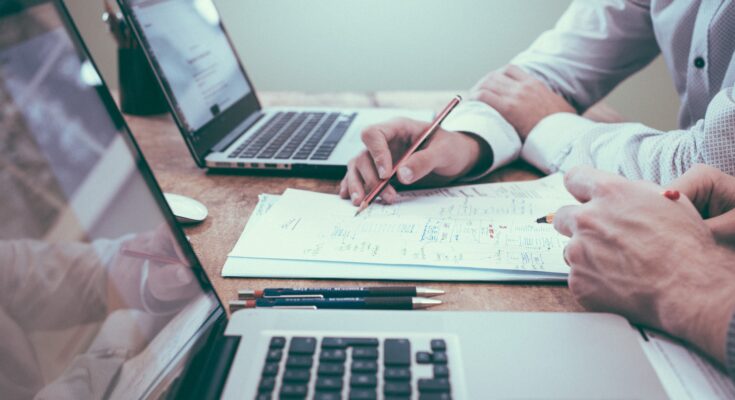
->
[[0, 1, 667, 398], [116, 0, 432, 174]]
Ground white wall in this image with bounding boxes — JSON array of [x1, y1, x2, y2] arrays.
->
[[65, 0, 680, 130]]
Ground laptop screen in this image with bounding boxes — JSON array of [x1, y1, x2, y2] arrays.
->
[[0, 1, 220, 398], [123, 0, 259, 156]]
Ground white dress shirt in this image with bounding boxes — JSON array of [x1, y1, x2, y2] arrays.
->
[[442, 0, 735, 184]]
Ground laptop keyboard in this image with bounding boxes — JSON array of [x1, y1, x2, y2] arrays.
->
[[255, 336, 452, 400], [228, 111, 356, 162]]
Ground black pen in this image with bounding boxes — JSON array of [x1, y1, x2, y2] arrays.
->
[[229, 297, 441, 311], [238, 286, 444, 299]]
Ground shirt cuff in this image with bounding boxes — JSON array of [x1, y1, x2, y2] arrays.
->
[[521, 112, 597, 174], [727, 311, 735, 383], [440, 100, 521, 181]]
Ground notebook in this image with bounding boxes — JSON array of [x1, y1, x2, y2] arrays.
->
[[223, 174, 575, 281]]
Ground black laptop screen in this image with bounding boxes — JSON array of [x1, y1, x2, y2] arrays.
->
[[123, 0, 259, 159], [0, 1, 219, 398]]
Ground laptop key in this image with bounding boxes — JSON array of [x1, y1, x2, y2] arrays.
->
[[258, 377, 276, 392], [280, 383, 308, 397], [384, 339, 411, 366], [351, 360, 378, 373], [419, 394, 451, 400], [269, 336, 286, 349], [430, 339, 446, 351], [265, 349, 282, 362], [262, 362, 279, 376], [255, 394, 272, 400], [385, 382, 412, 396], [316, 376, 343, 391], [350, 374, 377, 388], [289, 337, 317, 355], [322, 337, 379, 348], [286, 355, 313, 369], [418, 378, 451, 392], [314, 392, 341, 400], [432, 352, 448, 364], [433, 364, 450, 378], [416, 351, 432, 364], [320, 349, 347, 362], [349, 389, 377, 400], [317, 362, 345, 376], [352, 347, 378, 360], [384, 367, 411, 381], [283, 369, 310, 382]]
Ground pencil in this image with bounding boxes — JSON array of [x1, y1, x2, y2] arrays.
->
[[534, 190, 681, 224], [121, 248, 184, 266], [354, 95, 462, 216]]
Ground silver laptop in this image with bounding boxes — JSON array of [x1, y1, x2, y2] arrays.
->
[[117, 0, 431, 174], [0, 1, 667, 398]]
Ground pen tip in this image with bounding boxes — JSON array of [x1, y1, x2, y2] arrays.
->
[[228, 300, 255, 312], [416, 287, 445, 297], [412, 298, 442, 309], [354, 203, 367, 217]]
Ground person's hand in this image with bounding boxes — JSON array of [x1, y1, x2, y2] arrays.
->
[[107, 225, 200, 313], [339, 118, 490, 205], [553, 166, 735, 366], [470, 65, 575, 140], [668, 164, 735, 245]]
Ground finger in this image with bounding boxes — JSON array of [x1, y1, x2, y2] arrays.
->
[[471, 88, 509, 114], [563, 166, 625, 203], [552, 205, 581, 237], [705, 209, 735, 242], [396, 144, 450, 185], [667, 164, 735, 217], [355, 154, 381, 193], [345, 162, 366, 205], [503, 64, 532, 81], [361, 119, 429, 179], [380, 185, 399, 204], [339, 177, 348, 198]]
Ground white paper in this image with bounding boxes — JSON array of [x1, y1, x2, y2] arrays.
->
[[228, 175, 574, 276], [640, 330, 735, 399]]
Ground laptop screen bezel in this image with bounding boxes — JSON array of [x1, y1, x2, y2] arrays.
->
[[0, 0, 230, 396], [117, 0, 263, 167]]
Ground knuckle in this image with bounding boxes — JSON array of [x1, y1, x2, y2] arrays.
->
[[564, 240, 586, 267], [572, 209, 597, 231]]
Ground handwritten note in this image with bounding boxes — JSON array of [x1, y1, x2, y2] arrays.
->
[[230, 175, 575, 274]]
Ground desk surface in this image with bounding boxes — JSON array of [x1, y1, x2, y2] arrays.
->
[[124, 91, 584, 313]]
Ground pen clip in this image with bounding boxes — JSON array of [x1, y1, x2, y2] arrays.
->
[[270, 306, 319, 310], [264, 294, 324, 299]]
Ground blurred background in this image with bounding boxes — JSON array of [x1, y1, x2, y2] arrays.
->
[[64, 0, 680, 130]]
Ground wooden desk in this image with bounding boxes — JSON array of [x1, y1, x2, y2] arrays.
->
[[124, 92, 584, 313]]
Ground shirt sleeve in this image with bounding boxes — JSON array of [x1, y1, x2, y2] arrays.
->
[[441, 100, 521, 180], [520, 85, 735, 184], [511, 0, 660, 113]]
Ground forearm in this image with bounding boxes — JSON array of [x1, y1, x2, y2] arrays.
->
[[522, 87, 735, 184], [511, 0, 659, 112]]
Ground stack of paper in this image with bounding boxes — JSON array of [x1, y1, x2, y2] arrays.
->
[[223, 174, 577, 281]]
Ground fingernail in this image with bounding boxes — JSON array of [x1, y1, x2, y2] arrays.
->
[[378, 166, 386, 179], [351, 192, 359, 201], [399, 167, 413, 183]]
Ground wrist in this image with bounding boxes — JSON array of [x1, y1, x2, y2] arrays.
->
[[660, 248, 735, 365], [457, 131, 493, 178]]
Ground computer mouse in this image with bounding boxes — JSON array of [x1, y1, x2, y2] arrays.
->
[[164, 193, 208, 224]]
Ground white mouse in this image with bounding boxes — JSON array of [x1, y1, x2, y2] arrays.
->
[[164, 193, 208, 224]]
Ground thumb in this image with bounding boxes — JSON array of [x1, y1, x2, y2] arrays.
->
[[705, 209, 735, 244], [396, 146, 445, 185]]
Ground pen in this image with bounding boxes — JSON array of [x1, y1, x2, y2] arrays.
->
[[228, 297, 441, 311], [120, 248, 184, 266], [354, 95, 463, 216], [238, 286, 445, 299], [535, 190, 681, 224]]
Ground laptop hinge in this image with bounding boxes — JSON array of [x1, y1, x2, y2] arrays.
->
[[169, 317, 241, 400], [211, 111, 265, 153]]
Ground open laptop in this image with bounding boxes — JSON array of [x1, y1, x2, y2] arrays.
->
[[116, 0, 432, 174], [0, 1, 668, 398]]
